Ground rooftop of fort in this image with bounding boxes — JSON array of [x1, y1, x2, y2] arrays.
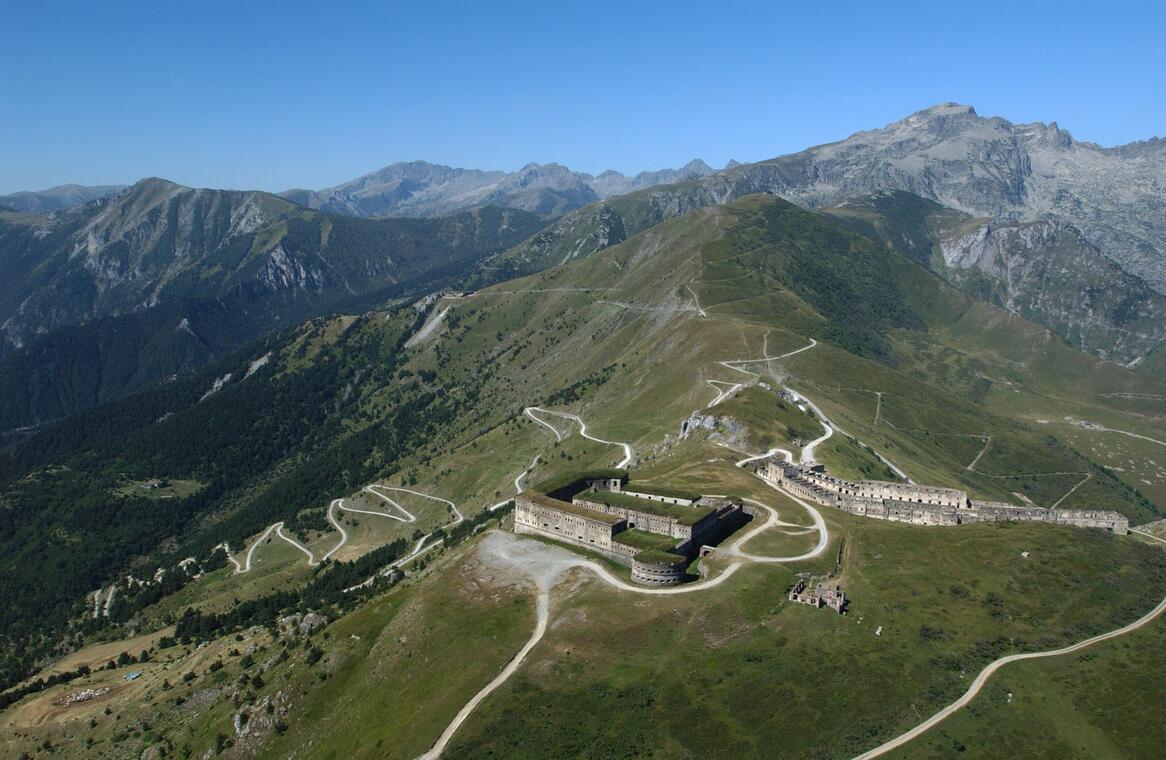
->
[[579, 490, 716, 525], [612, 528, 680, 552], [631, 548, 690, 567], [621, 482, 703, 502], [531, 468, 629, 501], [518, 491, 625, 524], [515, 470, 750, 586]]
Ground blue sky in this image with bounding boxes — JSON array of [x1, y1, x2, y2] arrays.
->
[[2, 0, 1162, 194]]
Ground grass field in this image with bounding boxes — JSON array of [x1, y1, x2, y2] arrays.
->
[[444, 518, 1166, 759], [112, 478, 203, 500], [892, 602, 1166, 758], [255, 541, 537, 760]]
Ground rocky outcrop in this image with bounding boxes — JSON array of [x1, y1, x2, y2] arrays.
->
[[825, 189, 1166, 363], [944, 219, 1166, 362], [751, 104, 1166, 292], [679, 411, 747, 448], [256, 243, 331, 291]]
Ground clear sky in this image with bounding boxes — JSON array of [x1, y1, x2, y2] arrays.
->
[[2, 0, 1163, 194]]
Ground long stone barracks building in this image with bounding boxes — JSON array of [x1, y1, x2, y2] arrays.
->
[[514, 470, 746, 585], [762, 461, 1129, 534]]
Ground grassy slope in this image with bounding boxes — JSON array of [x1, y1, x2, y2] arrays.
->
[[891, 619, 1166, 758], [446, 495, 1166, 759], [8, 193, 1166, 757]]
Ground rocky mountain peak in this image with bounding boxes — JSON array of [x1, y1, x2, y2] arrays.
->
[[729, 104, 1166, 291], [915, 102, 977, 118], [680, 159, 714, 175]]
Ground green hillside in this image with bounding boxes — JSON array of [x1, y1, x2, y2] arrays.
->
[[0, 184, 546, 432], [2, 193, 1165, 758]]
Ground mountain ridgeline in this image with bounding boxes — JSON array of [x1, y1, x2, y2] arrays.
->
[[0, 178, 546, 432], [2, 104, 1166, 759], [478, 104, 1166, 362], [281, 158, 722, 218], [0, 184, 128, 213], [2, 103, 1163, 432]]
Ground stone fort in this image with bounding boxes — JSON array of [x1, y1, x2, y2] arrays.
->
[[513, 470, 746, 585], [761, 461, 1129, 534]]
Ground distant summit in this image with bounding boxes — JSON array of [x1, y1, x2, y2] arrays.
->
[[281, 158, 721, 219], [0, 183, 127, 213]]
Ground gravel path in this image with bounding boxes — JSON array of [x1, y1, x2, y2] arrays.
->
[[524, 406, 633, 468], [854, 591, 1166, 759]]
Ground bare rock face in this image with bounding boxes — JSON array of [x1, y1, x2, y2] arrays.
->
[[742, 103, 1166, 293], [298, 612, 327, 635], [938, 218, 1166, 363], [823, 189, 1166, 364], [503, 104, 1166, 295], [680, 411, 746, 448]]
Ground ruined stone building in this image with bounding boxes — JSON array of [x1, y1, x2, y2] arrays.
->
[[762, 461, 1129, 534], [788, 579, 847, 613]]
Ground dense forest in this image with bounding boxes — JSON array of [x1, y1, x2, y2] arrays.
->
[[0, 297, 492, 691]]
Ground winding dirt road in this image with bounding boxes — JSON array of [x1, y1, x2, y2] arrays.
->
[[1079, 422, 1166, 449], [275, 525, 318, 565], [1131, 528, 1166, 546], [225, 484, 463, 576], [524, 406, 633, 468], [854, 592, 1166, 759], [707, 338, 818, 409], [708, 338, 910, 481], [417, 590, 551, 760], [735, 447, 794, 467]]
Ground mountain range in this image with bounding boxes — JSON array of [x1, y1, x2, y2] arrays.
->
[[484, 104, 1166, 362], [2, 188, 1164, 759], [3, 104, 1166, 759], [1, 103, 1163, 433], [0, 184, 128, 213], [0, 179, 545, 432], [280, 158, 724, 218]]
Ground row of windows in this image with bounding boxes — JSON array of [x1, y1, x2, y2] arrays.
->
[[539, 522, 596, 543]]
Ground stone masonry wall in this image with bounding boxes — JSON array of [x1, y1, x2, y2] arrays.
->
[[762, 462, 1129, 534], [514, 494, 622, 551]]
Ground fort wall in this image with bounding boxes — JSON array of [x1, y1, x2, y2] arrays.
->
[[622, 490, 696, 506], [632, 554, 689, 585], [572, 495, 723, 545], [513, 493, 623, 552], [514, 475, 749, 585], [762, 462, 1129, 535]]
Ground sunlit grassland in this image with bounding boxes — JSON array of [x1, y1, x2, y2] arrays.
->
[[446, 515, 1166, 759], [892, 599, 1166, 759], [255, 536, 536, 760], [143, 539, 314, 622]]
